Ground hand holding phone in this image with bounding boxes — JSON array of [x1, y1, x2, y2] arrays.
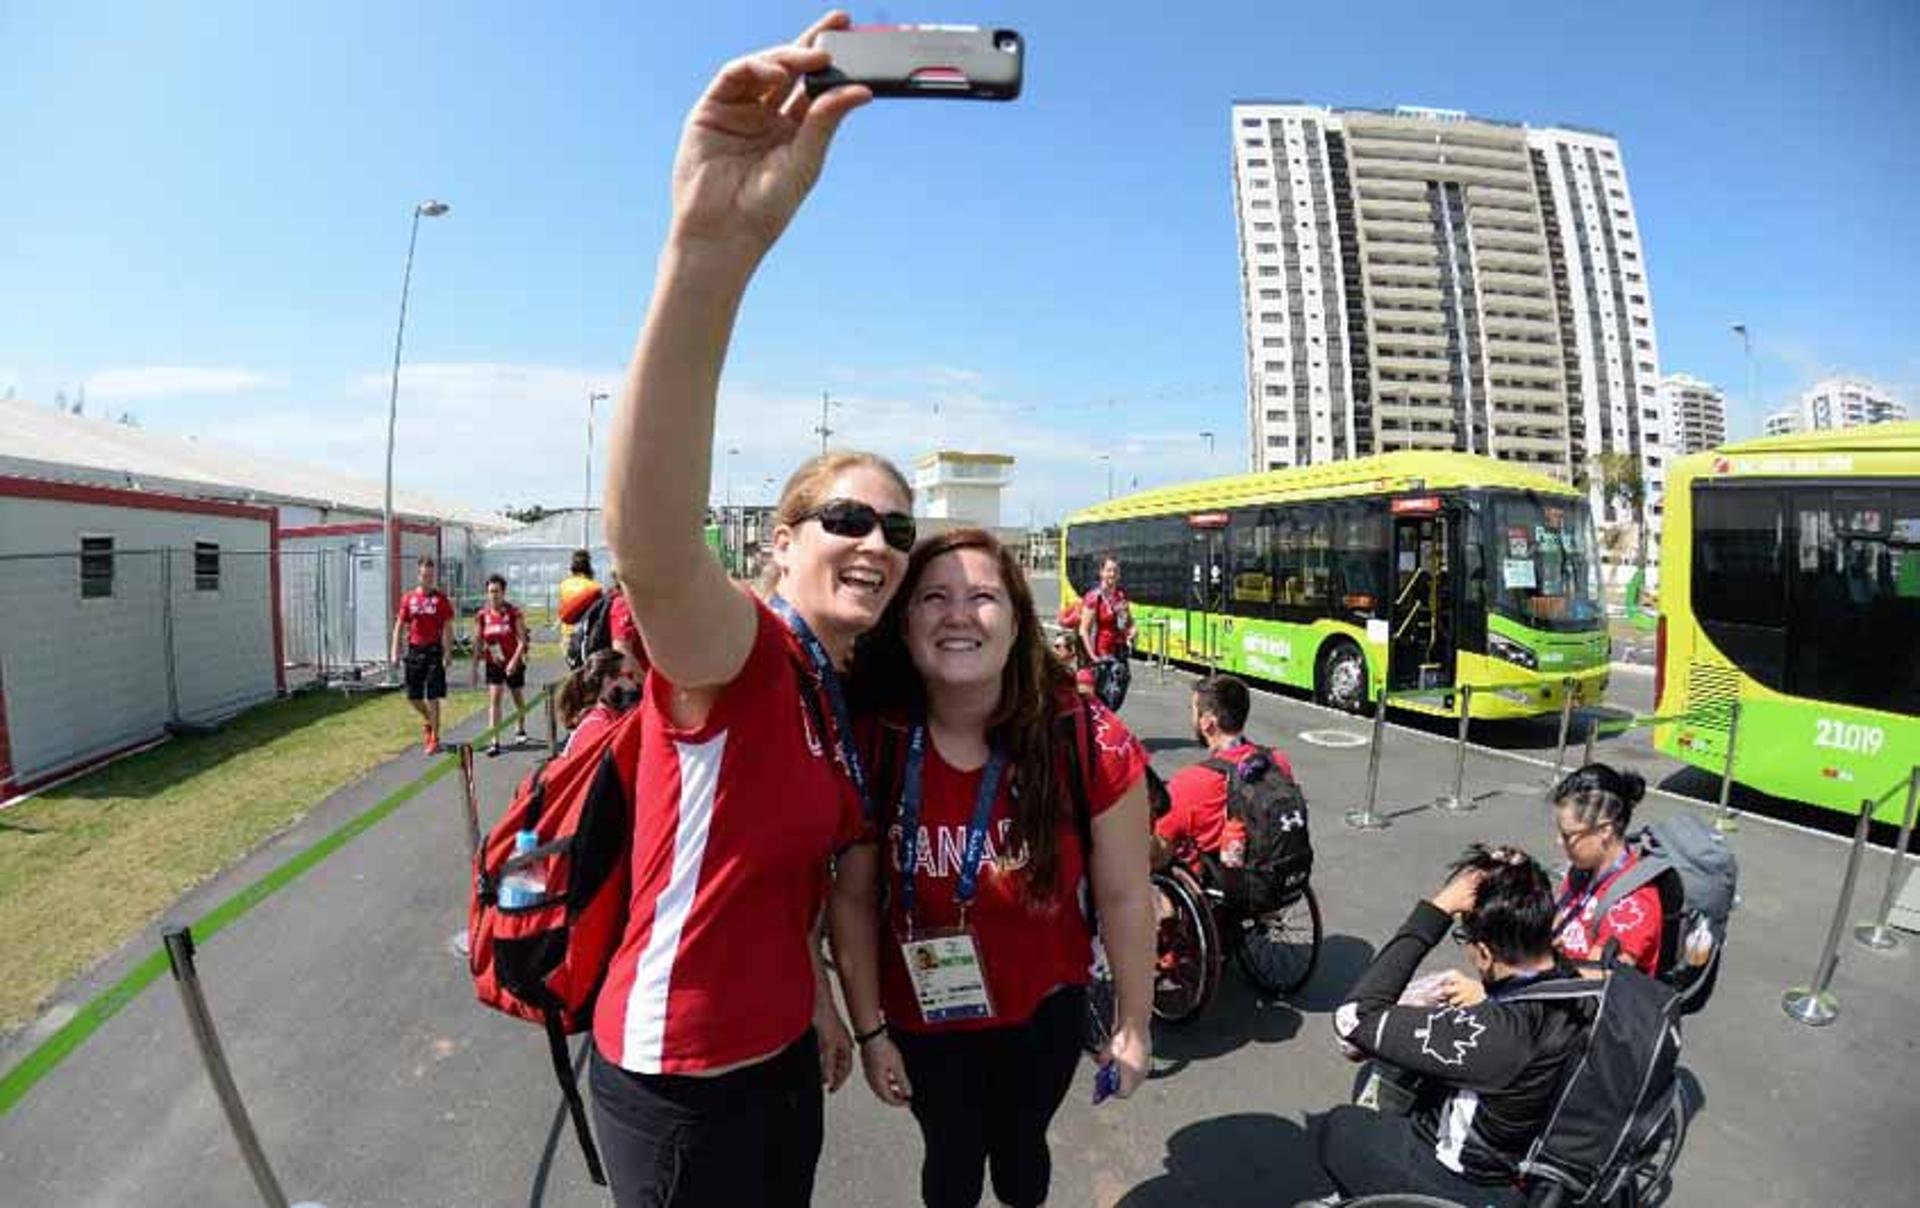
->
[[806, 25, 1023, 100], [1092, 1061, 1121, 1106]]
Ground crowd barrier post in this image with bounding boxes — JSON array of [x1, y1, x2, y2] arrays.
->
[[1855, 765, 1920, 952], [1548, 679, 1575, 784], [1713, 700, 1744, 834], [1782, 796, 1877, 1027], [544, 681, 559, 758], [162, 925, 306, 1208], [457, 742, 482, 861], [1435, 684, 1475, 813], [1580, 710, 1598, 768], [1345, 689, 1391, 831]]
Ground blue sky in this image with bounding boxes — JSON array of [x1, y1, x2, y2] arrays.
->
[[3, 0, 1915, 523]]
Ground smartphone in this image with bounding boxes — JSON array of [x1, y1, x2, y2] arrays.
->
[[1092, 1061, 1120, 1105], [806, 25, 1023, 100]]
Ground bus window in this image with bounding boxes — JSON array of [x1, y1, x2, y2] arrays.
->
[[1487, 493, 1603, 633], [1330, 500, 1386, 618], [1274, 506, 1331, 617], [1789, 488, 1920, 716], [1230, 510, 1276, 616], [1693, 487, 1786, 629]]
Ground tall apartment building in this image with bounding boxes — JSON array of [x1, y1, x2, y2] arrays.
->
[[1657, 373, 1727, 454], [1763, 406, 1802, 437], [1800, 377, 1907, 430], [1231, 103, 1667, 537]]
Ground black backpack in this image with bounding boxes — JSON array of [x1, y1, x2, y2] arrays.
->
[[565, 592, 614, 671], [1201, 749, 1311, 915], [1505, 966, 1685, 1205], [1592, 814, 1738, 1014]]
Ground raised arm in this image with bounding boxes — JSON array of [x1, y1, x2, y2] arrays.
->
[[605, 12, 869, 690]]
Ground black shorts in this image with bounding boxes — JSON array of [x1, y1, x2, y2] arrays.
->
[[403, 646, 446, 701], [483, 661, 526, 689]]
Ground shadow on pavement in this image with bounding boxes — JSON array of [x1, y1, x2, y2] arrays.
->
[[1151, 975, 1303, 1077], [1286, 934, 1378, 1014], [1115, 1111, 1329, 1207]]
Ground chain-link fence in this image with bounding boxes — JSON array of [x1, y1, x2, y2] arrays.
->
[[0, 546, 396, 791]]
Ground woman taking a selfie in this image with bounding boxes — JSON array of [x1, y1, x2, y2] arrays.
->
[[832, 528, 1156, 1208], [594, 12, 907, 1205]]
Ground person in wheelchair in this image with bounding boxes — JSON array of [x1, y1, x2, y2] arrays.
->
[[1311, 846, 1585, 1207], [1149, 674, 1299, 883]]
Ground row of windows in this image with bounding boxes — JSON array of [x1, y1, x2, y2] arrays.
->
[[77, 537, 223, 599], [1692, 484, 1920, 716]]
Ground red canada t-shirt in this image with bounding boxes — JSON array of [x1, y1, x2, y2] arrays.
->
[[593, 596, 865, 1074], [476, 603, 523, 667], [871, 696, 1148, 1033], [1084, 587, 1134, 658], [1155, 742, 1296, 867], [1555, 850, 1665, 972], [397, 588, 455, 647]]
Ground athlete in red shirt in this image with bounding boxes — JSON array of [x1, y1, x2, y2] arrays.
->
[[593, 26, 913, 1203], [468, 574, 530, 756], [1078, 558, 1137, 711], [833, 529, 1156, 1208], [389, 556, 456, 754], [1152, 674, 1297, 874], [1550, 765, 1664, 972]]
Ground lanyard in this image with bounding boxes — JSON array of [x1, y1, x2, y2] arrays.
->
[[768, 595, 869, 819], [897, 723, 1007, 932], [1556, 849, 1630, 930]]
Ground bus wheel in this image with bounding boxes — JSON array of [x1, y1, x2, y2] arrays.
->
[[1317, 641, 1370, 715]]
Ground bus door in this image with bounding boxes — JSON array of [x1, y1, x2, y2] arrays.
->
[[1186, 512, 1229, 667], [1389, 496, 1458, 693]]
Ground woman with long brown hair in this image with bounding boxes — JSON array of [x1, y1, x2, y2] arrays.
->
[[831, 527, 1156, 1208], [594, 12, 914, 1205]]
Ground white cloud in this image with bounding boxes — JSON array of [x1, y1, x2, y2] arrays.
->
[[84, 366, 276, 399]]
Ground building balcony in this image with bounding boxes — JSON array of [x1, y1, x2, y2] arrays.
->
[[1490, 384, 1568, 408], [1374, 351, 1453, 375], [1376, 375, 1455, 401], [1367, 263, 1441, 287], [1492, 432, 1570, 456], [1370, 329, 1450, 352]]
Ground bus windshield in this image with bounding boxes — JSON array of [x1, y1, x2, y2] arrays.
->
[[1487, 493, 1603, 633]]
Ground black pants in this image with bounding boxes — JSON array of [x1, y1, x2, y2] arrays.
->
[[1314, 1104, 1525, 1208], [589, 1030, 823, 1208], [890, 987, 1087, 1208]]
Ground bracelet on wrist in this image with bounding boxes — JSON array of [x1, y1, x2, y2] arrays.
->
[[854, 1022, 888, 1046]]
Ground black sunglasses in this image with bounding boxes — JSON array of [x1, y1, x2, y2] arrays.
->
[[804, 499, 916, 553]]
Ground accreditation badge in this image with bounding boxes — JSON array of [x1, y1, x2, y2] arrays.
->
[[900, 928, 995, 1023]]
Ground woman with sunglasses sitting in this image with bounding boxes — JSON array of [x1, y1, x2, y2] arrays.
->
[[593, 13, 916, 1205], [1548, 764, 1663, 973], [831, 528, 1157, 1208]]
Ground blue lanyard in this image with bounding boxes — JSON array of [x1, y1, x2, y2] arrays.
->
[[768, 595, 869, 819], [1557, 849, 1630, 929], [897, 723, 1007, 932]]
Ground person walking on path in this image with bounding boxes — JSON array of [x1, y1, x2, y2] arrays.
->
[[1078, 557, 1136, 711], [594, 14, 905, 1204], [390, 555, 455, 755], [834, 528, 1157, 1208], [558, 549, 600, 645], [469, 573, 531, 756]]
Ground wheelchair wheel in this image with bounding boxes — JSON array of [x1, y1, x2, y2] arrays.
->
[[1628, 1085, 1688, 1206], [1084, 955, 1117, 1055], [1232, 884, 1323, 996], [1152, 866, 1222, 1024]]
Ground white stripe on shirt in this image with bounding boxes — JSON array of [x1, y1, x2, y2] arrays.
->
[[621, 733, 726, 1072]]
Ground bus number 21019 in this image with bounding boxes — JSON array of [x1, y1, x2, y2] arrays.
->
[[1814, 718, 1886, 756]]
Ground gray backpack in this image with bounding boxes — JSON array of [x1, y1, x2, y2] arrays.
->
[[1595, 812, 1738, 1014]]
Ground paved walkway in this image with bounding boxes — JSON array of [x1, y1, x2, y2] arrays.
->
[[2, 660, 1915, 1207]]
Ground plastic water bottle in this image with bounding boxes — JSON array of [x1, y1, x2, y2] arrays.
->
[[499, 830, 547, 908], [1683, 917, 1714, 968], [1220, 818, 1247, 869]]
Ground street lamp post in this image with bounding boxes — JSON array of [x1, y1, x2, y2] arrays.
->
[[1099, 452, 1113, 500], [585, 391, 609, 549], [1732, 323, 1756, 429], [381, 198, 450, 637], [725, 446, 741, 575], [1200, 430, 1215, 460]]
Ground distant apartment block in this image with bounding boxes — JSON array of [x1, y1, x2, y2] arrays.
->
[[1800, 377, 1907, 431], [1657, 373, 1726, 454], [1763, 406, 1802, 437], [1231, 103, 1667, 538]]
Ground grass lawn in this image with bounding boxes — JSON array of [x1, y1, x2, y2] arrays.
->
[[0, 678, 495, 1036]]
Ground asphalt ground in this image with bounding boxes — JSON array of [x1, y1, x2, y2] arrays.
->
[[3, 653, 1917, 1207]]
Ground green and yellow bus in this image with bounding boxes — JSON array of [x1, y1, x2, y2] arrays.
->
[[1061, 451, 1611, 721], [1654, 422, 1920, 822]]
